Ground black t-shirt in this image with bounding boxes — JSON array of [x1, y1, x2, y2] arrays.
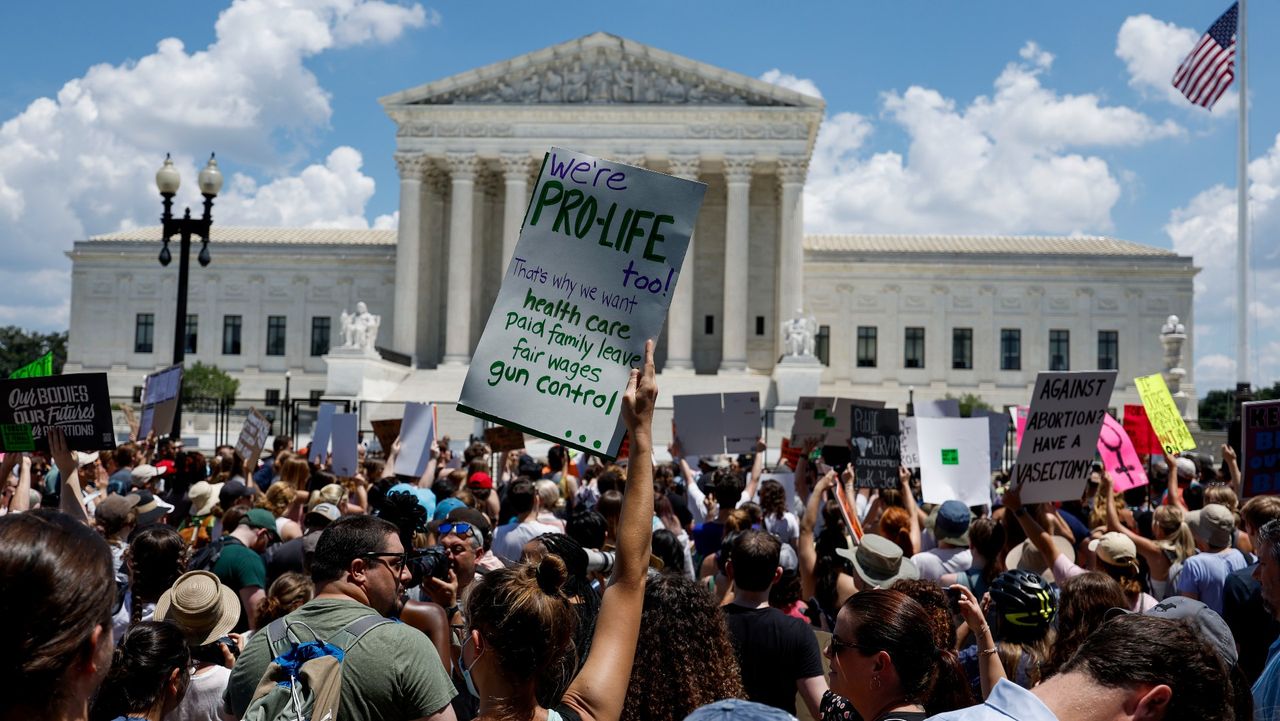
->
[[722, 603, 824, 714], [1223, 562, 1280, 683], [264, 536, 305, 588]]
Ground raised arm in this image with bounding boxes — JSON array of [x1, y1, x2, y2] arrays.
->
[[563, 340, 656, 721], [1223, 444, 1241, 494], [48, 429, 90, 524], [742, 438, 766, 503], [952, 583, 1006, 699], [1164, 452, 1187, 510], [899, 465, 922, 554], [12, 455, 32, 513], [799, 471, 836, 603], [1004, 486, 1061, 566], [1100, 472, 1162, 564]]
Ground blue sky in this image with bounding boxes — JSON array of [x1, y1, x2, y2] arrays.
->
[[0, 1, 1276, 393]]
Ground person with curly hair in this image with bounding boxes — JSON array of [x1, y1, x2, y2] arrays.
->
[[259, 481, 302, 541], [1042, 572, 1127, 679], [113, 525, 190, 642], [760, 478, 799, 546], [621, 573, 744, 721]]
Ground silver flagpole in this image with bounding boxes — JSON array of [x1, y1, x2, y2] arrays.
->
[[1237, 0, 1250, 386]]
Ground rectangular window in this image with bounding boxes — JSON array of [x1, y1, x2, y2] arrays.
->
[[1001, 329, 1021, 371], [816, 325, 830, 366], [265, 389, 281, 406], [1098, 330, 1119, 371], [755, 316, 765, 336], [266, 316, 287, 356], [904, 327, 925, 369], [222, 315, 242, 355], [310, 317, 331, 357], [134, 313, 154, 353], [705, 315, 715, 335], [856, 326, 877, 368], [183, 314, 198, 354], [1050, 329, 1070, 371], [131, 386, 144, 403], [952, 328, 973, 370]]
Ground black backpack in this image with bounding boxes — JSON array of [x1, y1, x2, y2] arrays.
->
[[190, 535, 241, 572]]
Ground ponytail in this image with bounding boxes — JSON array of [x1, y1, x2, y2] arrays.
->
[[89, 622, 189, 721], [926, 646, 976, 716]]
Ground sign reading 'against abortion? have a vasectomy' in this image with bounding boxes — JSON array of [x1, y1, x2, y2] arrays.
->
[[459, 148, 707, 457]]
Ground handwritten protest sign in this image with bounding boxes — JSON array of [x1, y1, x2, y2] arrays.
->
[[1135, 373, 1195, 455], [0, 373, 116, 452], [308, 403, 338, 464], [674, 392, 761, 456], [458, 148, 706, 457], [917, 417, 991, 508], [330, 413, 359, 477], [393, 402, 437, 477], [138, 365, 183, 438], [1122, 404, 1160, 455], [899, 417, 920, 468], [9, 351, 53, 379], [1096, 412, 1148, 493], [234, 409, 271, 474], [1242, 400, 1280, 496], [485, 426, 527, 454], [850, 405, 900, 488], [973, 409, 1010, 472], [370, 418, 401, 455], [1013, 371, 1117, 504]]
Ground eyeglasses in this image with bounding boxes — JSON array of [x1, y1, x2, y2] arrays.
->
[[825, 634, 868, 657], [439, 522, 475, 538], [361, 552, 408, 573]]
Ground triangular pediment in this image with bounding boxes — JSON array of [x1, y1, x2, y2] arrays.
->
[[380, 32, 824, 109]]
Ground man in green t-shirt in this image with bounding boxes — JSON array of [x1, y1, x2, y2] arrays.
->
[[211, 507, 275, 632], [223, 515, 456, 721]]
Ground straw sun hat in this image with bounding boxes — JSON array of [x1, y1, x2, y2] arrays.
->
[[154, 570, 240, 647]]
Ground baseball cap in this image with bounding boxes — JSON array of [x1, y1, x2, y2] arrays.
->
[[130, 464, 164, 487], [1143, 596, 1238, 667], [218, 480, 256, 508], [467, 471, 494, 490], [73, 451, 99, 467], [447, 506, 492, 547], [1186, 503, 1236, 549], [929, 500, 973, 546], [242, 508, 280, 541], [305, 502, 341, 528], [1088, 532, 1139, 568], [95, 494, 140, 528], [837, 534, 919, 589], [433, 496, 466, 521], [684, 699, 797, 721]]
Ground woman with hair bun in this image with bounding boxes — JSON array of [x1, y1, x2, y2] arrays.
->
[[89, 621, 190, 721], [822, 589, 973, 721], [458, 340, 659, 721], [0, 511, 117, 721]]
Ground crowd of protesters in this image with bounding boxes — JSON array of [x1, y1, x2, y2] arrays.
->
[[2, 342, 1276, 721]]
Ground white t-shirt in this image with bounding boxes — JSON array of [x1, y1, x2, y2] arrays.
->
[[911, 547, 973, 582], [111, 591, 155, 644], [165, 664, 234, 721], [491, 519, 562, 564], [765, 512, 800, 546]]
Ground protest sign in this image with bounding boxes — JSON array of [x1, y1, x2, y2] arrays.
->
[[485, 426, 527, 454], [394, 402, 437, 477], [916, 417, 991, 508], [458, 148, 707, 458], [1242, 400, 1280, 496], [833, 481, 863, 541], [1135, 373, 1195, 455], [370, 418, 402, 455], [779, 438, 803, 469], [1013, 371, 1117, 504], [825, 398, 884, 447], [973, 409, 1010, 472], [233, 408, 271, 474], [1123, 403, 1162, 456], [1012, 405, 1030, 450], [674, 392, 761, 456], [792, 396, 836, 446], [850, 405, 900, 489], [1097, 413, 1149, 493], [138, 365, 183, 438], [9, 351, 53, 379], [916, 399, 961, 418], [0, 373, 116, 452], [308, 403, 338, 464], [899, 417, 920, 468], [330, 413, 359, 477]]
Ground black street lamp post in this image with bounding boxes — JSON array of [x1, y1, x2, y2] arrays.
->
[[156, 153, 222, 440]]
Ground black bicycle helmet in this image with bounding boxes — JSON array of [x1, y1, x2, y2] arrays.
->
[[989, 569, 1056, 639]]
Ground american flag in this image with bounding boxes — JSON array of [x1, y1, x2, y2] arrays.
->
[[1172, 3, 1238, 109]]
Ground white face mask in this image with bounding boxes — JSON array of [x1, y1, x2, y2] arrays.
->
[[460, 632, 483, 698]]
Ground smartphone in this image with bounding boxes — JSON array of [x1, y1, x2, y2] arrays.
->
[[946, 587, 963, 611]]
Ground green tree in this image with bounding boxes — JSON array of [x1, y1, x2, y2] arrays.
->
[[1200, 382, 1280, 430], [181, 362, 239, 404], [945, 392, 993, 418], [0, 326, 67, 377]]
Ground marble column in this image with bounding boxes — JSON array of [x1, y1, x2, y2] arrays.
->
[[392, 153, 428, 362], [500, 153, 532, 267], [777, 156, 808, 357], [720, 155, 754, 372], [443, 152, 478, 365], [665, 154, 700, 371]]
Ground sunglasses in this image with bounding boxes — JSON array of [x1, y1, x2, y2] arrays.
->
[[361, 552, 408, 573], [825, 634, 869, 657], [438, 522, 475, 538]]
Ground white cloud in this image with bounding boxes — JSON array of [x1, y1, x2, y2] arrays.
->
[[0, 0, 431, 331], [1166, 131, 1280, 390], [1116, 14, 1237, 115], [1196, 353, 1237, 391], [759, 69, 823, 99], [805, 42, 1180, 234]]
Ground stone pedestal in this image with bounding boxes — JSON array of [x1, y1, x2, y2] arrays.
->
[[323, 348, 413, 402], [772, 355, 823, 408]]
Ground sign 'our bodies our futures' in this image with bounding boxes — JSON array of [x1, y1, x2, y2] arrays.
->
[[459, 148, 707, 457]]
